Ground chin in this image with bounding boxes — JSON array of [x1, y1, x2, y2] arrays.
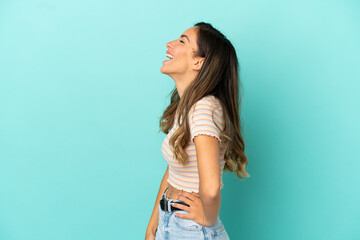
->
[[160, 66, 169, 74]]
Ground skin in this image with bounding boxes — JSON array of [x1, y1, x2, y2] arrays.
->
[[160, 26, 222, 227], [160, 26, 204, 98], [146, 26, 223, 240]]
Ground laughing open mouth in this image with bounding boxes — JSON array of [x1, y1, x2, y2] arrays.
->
[[166, 53, 174, 60]]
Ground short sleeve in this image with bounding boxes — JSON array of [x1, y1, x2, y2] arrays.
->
[[188, 96, 224, 143]]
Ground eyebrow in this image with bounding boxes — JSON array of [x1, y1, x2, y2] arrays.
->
[[180, 34, 190, 43]]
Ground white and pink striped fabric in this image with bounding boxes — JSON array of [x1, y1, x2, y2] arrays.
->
[[161, 95, 227, 193]]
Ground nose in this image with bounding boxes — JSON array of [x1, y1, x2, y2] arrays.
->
[[166, 39, 175, 49], [166, 41, 171, 49]]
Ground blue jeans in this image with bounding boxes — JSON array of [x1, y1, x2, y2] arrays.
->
[[155, 188, 230, 240]]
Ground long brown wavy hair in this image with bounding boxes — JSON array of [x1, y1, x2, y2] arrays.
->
[[159, 22, 250, 180]]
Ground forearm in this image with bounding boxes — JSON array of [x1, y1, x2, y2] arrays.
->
[[146, 166, 169, 233], [199, 188, 221, 226]]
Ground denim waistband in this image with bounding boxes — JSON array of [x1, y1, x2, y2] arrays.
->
[[159, 187, 227, 237]]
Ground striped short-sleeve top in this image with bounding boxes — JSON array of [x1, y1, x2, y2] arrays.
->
[[161, 95, 227, 193]]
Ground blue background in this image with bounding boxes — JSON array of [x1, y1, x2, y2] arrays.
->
[[0, 0, 359, 239]]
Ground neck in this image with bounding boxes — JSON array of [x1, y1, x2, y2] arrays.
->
[[169, 72, 196, 98]]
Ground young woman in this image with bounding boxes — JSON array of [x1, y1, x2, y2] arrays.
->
[[145, 22, 250, 240]]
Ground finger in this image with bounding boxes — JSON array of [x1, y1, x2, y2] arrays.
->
[[172, 202, 190, 212], [177, 195, 192, 206], [174, 212, 192, 219], [179, 191, 197, 201]]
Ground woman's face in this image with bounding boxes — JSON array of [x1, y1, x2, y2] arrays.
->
[[160, 26, 202, 77]]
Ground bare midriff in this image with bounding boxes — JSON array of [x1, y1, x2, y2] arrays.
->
[[166, 182, 200, 200]]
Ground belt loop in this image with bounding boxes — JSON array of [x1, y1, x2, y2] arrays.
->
[[167, 199, 173, 212]]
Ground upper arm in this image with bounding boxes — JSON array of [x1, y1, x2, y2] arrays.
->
[[188, 98, 224, 196], [193, 135, 221, 197], [188, 98, 223, 144]]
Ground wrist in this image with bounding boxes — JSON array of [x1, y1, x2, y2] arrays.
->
[[203, 215, 217, 227]]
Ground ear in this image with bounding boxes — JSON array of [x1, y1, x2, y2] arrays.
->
[[192, 57, 205, 71]]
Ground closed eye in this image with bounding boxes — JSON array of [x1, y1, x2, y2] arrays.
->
[[180, 40, 185, 43]]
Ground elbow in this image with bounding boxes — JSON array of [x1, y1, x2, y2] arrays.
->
[[200, 186, 220, 200]]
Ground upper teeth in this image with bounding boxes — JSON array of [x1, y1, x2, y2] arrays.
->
[[166, 54, 174, 59]]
